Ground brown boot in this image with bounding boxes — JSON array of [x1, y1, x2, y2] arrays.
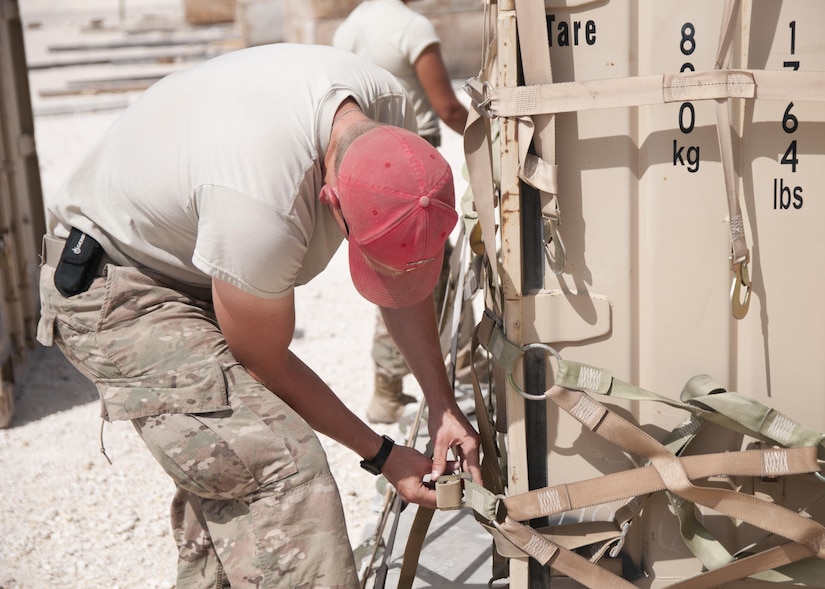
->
[[367, 374, 417, 424]]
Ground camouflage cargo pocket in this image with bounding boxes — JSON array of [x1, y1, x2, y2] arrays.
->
[[132, 365, 306, 500], [96, 357, 230, 421]]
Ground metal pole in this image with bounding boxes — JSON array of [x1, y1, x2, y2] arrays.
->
[[522, 176, 551, 589]]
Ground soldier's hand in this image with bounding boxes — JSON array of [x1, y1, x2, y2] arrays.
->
[[381, 444, 439, 509]]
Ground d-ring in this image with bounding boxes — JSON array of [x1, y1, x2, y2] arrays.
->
[[506, 343, 562, 401]]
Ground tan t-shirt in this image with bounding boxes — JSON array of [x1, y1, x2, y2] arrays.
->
[[333, 0, 441, 139], [46, 43, 415, 299]]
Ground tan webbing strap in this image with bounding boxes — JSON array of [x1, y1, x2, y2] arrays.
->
[[667, 542, 816, 589], [470, 327, 506, 495], [542, 359, 825, 581], [513, 0, 565, 273], [681, 376, 825, 460], [431, 321, 825, 586], [751, 69, 825, 101], [495, 517, 638, 589], [482, 316, 825, 457], [558, 360, 825, 456], [557, 361, 825, 579], [491, 518, 819, 589], [464, 97, 503, 318], [484, 68, 825, 118], [477, 318, 818, 576], [545, 383, 825, 556], [713, 0, 751, 318], [396, 506, 434, 589], [494, 521, 819, 589], [487, 520, 624, 557], [455, 320, 825, 585], [487, 70, 754, 117], [501, 446, 820, 522], [463, 10, 504, 320], [476, 310, 520, 430], [670, 490, 825, 587], [748, 554, 825, 587], [657, 391, 739, 574]]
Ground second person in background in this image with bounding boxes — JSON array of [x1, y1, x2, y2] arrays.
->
[[334, 0, 470, 424]]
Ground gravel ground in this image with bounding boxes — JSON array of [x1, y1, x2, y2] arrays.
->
[[0, 4, 470, 586]]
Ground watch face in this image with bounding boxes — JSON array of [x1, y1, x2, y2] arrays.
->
[[360, 435, 394, 475], [360, 460, 381, 476]]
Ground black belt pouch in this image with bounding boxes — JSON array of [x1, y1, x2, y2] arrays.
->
[[54, 227, 104, 297]]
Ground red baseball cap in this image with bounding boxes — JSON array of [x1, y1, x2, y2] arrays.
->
[[337, 126, 458, 308]]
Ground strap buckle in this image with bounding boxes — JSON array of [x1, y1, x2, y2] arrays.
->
[[435, 472, 472, 510], [435, 473, 502, 524]]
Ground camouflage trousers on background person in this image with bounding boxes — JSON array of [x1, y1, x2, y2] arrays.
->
[[369, 241, 453, 423], [371, 239, 478, 383], [37, 263, 358, 589], [372, 239, 456, 382]]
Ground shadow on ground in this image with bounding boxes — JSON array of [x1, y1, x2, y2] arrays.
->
[[8, 343, 97, 427]]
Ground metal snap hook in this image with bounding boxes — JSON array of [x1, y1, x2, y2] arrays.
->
[[730, 256, 751, 320], [464, 79, 496, 118], [542, 216, 566, 275]]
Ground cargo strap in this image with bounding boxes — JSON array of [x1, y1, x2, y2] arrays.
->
[[473, 69, 825, 119], [513, 0, 565, 275], [423, 314, 825, 587], [465, 0, 825, 320], [418, 1, 825, 585], [715, 0, 751, 318]]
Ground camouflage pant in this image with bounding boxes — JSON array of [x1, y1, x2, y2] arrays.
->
[[38, 263, 358, 589]]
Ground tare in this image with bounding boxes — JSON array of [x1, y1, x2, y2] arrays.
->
[[545, 15, 597, 47]]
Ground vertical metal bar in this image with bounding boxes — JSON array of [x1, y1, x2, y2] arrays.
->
[[522, 161, 551, 589]]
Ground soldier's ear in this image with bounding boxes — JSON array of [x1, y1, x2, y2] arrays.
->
[[319, 184, 340, 208]]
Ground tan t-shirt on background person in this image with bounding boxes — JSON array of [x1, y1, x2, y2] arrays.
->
[[333, 0, 442, 141]]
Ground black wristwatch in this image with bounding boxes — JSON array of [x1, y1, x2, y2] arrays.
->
[[360, 435, 395, 475]]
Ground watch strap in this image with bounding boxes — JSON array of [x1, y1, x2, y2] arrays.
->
[[360, 435, 395, 475]]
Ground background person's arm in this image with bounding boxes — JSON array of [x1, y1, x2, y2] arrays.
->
[[414, 44, 469, 135]]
